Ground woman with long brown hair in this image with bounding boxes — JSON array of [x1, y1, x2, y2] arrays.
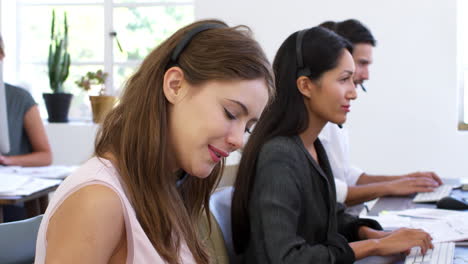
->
[[35, 19, 274, 264]]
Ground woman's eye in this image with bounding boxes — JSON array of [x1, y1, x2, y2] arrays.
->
[[224, 108, 236, 120], [245, 123, 256, 134], [340, 77, 349, 83]]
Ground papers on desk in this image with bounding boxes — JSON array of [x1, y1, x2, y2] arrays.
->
[[0, 165, 76, 196], [0, 173, 32, 194], [393, 208, 464, 220], [367, 208, 468, 243], [0, 173, 61, 196], [0, 165, 77, 179]]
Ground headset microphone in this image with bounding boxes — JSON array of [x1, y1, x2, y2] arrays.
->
[[360, 83, 367, 92]]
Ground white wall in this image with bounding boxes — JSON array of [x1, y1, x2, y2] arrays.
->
[[196, 0, 468, 179], [3, 1, 467, 179]]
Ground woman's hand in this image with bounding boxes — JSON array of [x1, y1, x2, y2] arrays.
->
[[358, 226, 391, 240], [375, 228, 433, 256], [0, 154, 12, 165]]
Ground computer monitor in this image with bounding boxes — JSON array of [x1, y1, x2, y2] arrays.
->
[[0, 61, 10, 154]]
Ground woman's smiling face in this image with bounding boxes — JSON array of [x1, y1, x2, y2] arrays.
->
[[164, 67, 269, 178]]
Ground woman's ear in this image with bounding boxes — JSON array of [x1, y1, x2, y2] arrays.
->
[[163, 66, 188, 104], [296, 76, 315, 99]]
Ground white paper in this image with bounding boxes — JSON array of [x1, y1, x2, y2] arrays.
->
[[391, 208, 465, 220], [0, 173, 31, 193], [373, 209, 468, 243], [0, 177, 61, 196], [0, 165, 77, 179]]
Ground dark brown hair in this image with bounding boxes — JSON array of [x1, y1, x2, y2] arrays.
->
[[319, 19, 376, 46], [231, 27, 352, 254], [95, 19, 274, 264]]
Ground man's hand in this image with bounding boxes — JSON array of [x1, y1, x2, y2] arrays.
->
[[385, 176, 439, 196], [403, 171, 442, 185]]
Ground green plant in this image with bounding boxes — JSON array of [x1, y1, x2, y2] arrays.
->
[[75, 69, 109, 95], [48, 10, 70, 93]]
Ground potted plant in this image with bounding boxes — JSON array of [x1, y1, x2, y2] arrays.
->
[[75, 69, 116, 123], [42, 10, 72, 123]]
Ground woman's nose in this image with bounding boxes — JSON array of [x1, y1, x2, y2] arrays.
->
[[226, 125, 244, 151]]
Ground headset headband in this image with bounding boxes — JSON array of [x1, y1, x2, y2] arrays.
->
[[296, 29, 311, 78], [169, 23, 225, 65]]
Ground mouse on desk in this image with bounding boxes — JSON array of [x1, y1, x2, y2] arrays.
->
[[436, 196, 468, 210]]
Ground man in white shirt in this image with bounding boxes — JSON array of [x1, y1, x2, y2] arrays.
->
[[318, 19, 441, 211]]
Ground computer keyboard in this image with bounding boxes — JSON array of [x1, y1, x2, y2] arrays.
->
[[405, 241, 455, 264], [413, 184, 452, 203]]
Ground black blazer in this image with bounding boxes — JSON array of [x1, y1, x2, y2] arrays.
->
[[244, 136, 381, 264]]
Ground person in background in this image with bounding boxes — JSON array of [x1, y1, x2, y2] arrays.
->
[[35, 20, 274, 263], [231, 27, 432, 263], [0, 35, 52, 167], [318, 19, 442, 210], [0, 34, 52, 222]]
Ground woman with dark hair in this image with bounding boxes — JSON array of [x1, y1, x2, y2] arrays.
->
[[35, 19, 275, 264], [231, 27, 432, 263]]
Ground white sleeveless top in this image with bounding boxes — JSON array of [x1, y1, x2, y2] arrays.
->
[[35, 157, 195, 263]]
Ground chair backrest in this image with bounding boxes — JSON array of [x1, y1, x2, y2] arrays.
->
[[0, 214, 43, 264], [210, 186, 243, 264], [198, 209, 229, 264]]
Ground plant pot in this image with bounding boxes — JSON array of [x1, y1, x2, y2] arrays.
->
[[90, 95, 116, 123], [43, 93, 73, 123]]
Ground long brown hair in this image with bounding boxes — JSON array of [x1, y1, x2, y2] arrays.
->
[[95, 19, 274, 264]]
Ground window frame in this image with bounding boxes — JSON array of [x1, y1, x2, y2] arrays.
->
[[1, 0, 194, 120]]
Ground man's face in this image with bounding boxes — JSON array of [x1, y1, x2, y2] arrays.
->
[[352, 43, 373, 86]]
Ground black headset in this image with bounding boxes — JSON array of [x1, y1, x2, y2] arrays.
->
[[168, 23, 225, 68], [295, 28, 312, 78], [296, 28, 344, 129]]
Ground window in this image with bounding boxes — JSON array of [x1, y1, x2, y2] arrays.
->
[[1, 0, 194, 120], [459, 0, 468, 130]]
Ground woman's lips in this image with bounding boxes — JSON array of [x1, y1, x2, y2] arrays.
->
[[208, 145, 229, 163]]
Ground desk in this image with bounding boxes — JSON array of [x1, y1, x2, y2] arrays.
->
[[358, 178, 468, 264], [0, 165, 74, 223], [368, 178, 467, 216], [0, 185, 59, 223]]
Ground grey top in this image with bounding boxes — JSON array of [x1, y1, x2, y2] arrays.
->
[[244, 136, 381, 264], [5, 83, 36, 156]]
